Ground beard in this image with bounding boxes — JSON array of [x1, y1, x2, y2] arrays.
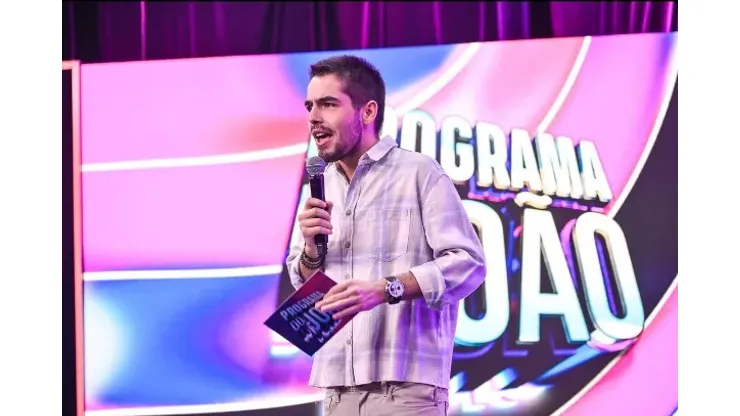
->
[[318, 111, 364, 163]]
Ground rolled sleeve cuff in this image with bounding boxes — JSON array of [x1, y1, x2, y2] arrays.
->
[[409, 261, 447, 311]]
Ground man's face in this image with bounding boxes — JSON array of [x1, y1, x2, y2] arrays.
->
[[305, 74, 363, 163]]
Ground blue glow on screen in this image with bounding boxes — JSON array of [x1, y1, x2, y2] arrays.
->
[[282, 44, 455, 94], [85, 274, 280, 405]]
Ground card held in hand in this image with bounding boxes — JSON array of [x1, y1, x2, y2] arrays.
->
[[264, 270, 356, 356]]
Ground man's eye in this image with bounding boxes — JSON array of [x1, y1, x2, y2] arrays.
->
[[323, 102, 335, 107]]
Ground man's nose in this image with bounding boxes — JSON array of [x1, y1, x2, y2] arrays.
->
[[309, 114, 323, 128], [308, 106, 322, 124]]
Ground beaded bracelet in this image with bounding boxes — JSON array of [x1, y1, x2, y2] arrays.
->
[[300, 250, 325, 270]]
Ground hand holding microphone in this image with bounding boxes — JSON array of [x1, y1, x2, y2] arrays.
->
[[299, 156, 333, 260], [298, 198, 333, 258]]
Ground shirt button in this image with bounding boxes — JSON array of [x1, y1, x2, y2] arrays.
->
[[344, 242, 351, 249], [345, 209, 352, 216], [346, 339, 352, 345], [345, 274, 351, 279]]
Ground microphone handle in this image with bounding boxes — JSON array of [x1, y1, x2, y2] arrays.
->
[[308, 174, 328, 256]]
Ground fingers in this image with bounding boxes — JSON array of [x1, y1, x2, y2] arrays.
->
[[317, 295, 358, 314], [304, 198, 330, 211], [298, 207, 332, 222], [314, 281, 361, 319], [298, 199, 334, 240], [325, 281, 349, 298], [300, 199, 331, 222], [314, 282, 347, 310], [316, 282, 351, 309], [332, 304, 361, 320], [299, 218, 333, 237]]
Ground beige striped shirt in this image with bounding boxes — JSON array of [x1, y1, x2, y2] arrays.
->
[[286, 137, 487, 388]]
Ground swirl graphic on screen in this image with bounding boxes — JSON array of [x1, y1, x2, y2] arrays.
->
[[77, 32, 677, 416]]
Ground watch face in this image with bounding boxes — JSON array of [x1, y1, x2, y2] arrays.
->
[[388, 281, 404, 298]]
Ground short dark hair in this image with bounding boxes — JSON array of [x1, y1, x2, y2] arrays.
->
[[309, 55, 386, 136]]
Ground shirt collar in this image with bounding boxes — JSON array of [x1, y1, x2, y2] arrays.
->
[[329, 137, 397, 178], [363, 137, 397, 163]]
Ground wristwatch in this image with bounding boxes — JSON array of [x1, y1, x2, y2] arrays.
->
[[384, 276, 405, 304]]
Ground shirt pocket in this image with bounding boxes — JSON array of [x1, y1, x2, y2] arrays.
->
[[367, 208, 412, 262]]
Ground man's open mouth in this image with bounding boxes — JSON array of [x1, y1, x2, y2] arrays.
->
[[313, 130, 333, 146]]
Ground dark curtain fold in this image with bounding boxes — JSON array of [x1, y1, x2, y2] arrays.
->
[[63, 1, 677, 63]]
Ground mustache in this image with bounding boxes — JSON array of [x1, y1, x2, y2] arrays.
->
[[311, 125, 335, 136], [311, 125, 333, 132]]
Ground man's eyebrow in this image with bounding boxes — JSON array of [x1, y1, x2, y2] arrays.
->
[[304, 96, 340, 108]]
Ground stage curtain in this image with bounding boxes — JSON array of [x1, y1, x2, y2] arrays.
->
[[63, 1, 676, 63]]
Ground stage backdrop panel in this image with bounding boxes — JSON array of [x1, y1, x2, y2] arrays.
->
[[79, 32, 678, 416]]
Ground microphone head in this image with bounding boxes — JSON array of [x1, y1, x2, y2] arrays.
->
[[306, 156, 327, 176]]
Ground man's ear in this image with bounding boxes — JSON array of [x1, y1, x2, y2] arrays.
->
[[362, 101, 378, 126]]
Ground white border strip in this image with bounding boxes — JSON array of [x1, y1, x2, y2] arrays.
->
[[81, 143, 309, 173]]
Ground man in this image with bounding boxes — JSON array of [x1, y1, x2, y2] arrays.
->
[[286, 55, 487, 416]]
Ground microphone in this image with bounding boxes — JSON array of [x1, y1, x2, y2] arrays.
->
[[305, 156, 328, 257]]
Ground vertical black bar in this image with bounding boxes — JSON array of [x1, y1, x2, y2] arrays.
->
[[61, 66, 78, 416]]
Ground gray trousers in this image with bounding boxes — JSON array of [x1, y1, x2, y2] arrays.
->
[[323, 382, 449, 416]]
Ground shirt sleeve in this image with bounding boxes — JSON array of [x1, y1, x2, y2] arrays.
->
[[409, 171, 487, 310], [286, 224, 307, 290]]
